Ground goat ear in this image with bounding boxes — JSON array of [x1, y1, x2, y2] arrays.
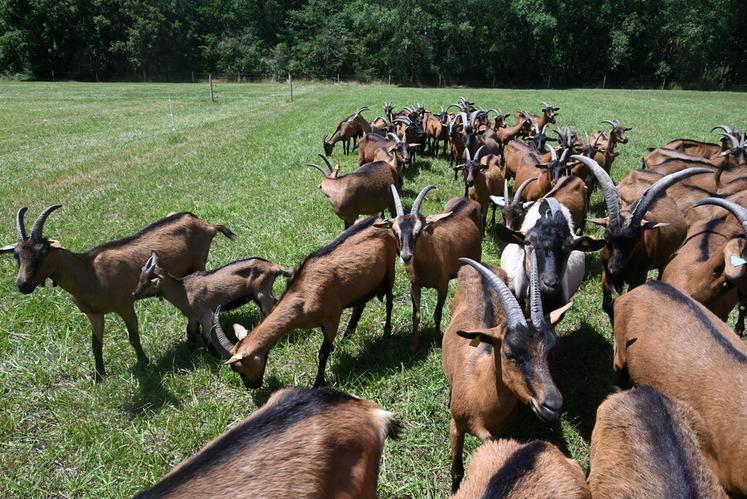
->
[[572, 236, 606, 252], [640, 220, 669, 230], [456, 329, 498, 346], [548, 301, 573, 327], [1, 243, 16, 254], [373, 219, 393, 229], [48, 239, 64, 249], [233, 323, 249, 341], [730, 255, 747, 268], [425, 211, 453, 226], [490, 195, 507, 207], [587, 217, 609, 227], [495, 224, 525, 245]]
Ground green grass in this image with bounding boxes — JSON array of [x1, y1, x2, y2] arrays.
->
[[0, 81, 745, 497]]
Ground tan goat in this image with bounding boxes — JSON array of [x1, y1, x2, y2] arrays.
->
[[375, 185, 482, 353], [589, 385, 726, 498], [132, 252, 291, 342], [135, 386, 400, 498], [1, 206, 235, 380], [454, 439, 589, 499], [212, 216, 397, 388], [613, 281, 747, 495]]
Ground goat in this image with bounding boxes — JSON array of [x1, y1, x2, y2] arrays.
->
[[513, 146, 570, 203], [662, 197, 747, 336], [392, 116, 425, 157], [612, 281, 747, 495], [495, 115, 533, 161], [454, 439, 589, 499], [322, 106, 370, 156], [574, 155, 712, 321], [1, 206, 235, 380], [496, 198, 603, 313], [645, 125, 734, 165], [212, 216, 396, 388], [444, 258, 569, 491], [424, 108, 449, 156], [135, 386, 400, 498], [304, 155, 401, 229], [490, 178, 536, 230], [356, 132, 411, 170], [132, 252, 291, 342], [589, 385, 727, 498], [375, 185, 482, 353], [453, 147, 505, 231]]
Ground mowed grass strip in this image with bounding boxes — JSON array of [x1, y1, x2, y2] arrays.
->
[[0, 82, 745, 497]]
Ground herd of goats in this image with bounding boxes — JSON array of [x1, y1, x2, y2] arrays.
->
[[3, 95, 747, 497]]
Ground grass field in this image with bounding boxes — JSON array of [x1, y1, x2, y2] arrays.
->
[[0, 81, 745, 497]]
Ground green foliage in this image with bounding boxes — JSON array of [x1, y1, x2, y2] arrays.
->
[[0, 0, 744, 86]]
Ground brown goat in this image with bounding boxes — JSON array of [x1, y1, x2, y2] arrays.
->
[[1, 207, 235, 379], [444, 258, 570, 492], [490, 178, 536, 231], [135, 387, 400, 498], [356, 132, 411, 170], [454, 147, 506, 230], [424, 109, 449, 156], [375, 185, 482, 353], [454, 439, 589, 499], [514, 146, 570, 201], [323, 107, 370, 156], [305, 155, 401, 229], [543, 175, 588, 231], [212, 216, 396, 388], [613, 281, 747, 495], [662, 198, 747, 335], [589, 385, 726, 498], [132, 252, 291, 342], [496, 115, 533, 158]]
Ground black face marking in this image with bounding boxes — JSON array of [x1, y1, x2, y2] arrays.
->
[[527, 211, 572, 294], [649, 281, 747, 364], [482, 441, 547, 499], [136, 387, 356, 498], [606, 225, 640, 274]]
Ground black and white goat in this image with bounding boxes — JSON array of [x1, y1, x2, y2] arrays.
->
[[496, 198, 603, 313]]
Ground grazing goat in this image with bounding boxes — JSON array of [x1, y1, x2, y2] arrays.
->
[[1, 206, 235, 379], [454, 146, 506, 231], [613, 281, 747, 495], [454, 439, 589, 499], [444, 258, 568, 491], [322, 107, 370, 156], [305, 155, 401, 229], [589, 385, 727, 498], [132, 252, 290, 342], [375, 185, 482, 353], [663, 197, 747, 335], [574, 155, 712, 321], [212, 216, 396, 388], [135, 387, 400, 498], [496, 198, 603, 313]]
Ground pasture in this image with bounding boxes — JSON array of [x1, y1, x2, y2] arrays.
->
[[0, 81, 745, 497]]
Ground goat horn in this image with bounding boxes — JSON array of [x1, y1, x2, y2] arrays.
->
[[16, 207, 28, 241], [694, 198, 747, 234], [211, 308, 237, 360], [628, 167, 714, 228], [464, 147, 472, 162], [601, 120, 617, 128], [529, 252, 546, 329], [504, 179, 510, 204], [711, 125, 733, 135], [571, 155, 621, 228], [459, 112, 469, 127], [541, 197, 562, 217], [513, 178, 537, 205], [318, 154, 334, 173], [305, 163, 329, 176], [390, 185, 404, 218], [559, 148, 569, 164], [541, 101, 550, 109], [459, 258, 527, 331], [446, 104, 460, 113], [323, 134, 329, 144], [411, 185, 435, 216], [474, 145, 486, 162], [584, 131, 590, 145], [721, 132, 741, 151], [549, 146, 558, 163], [386, 132, 400, 144], [30, 205, 62, 241]]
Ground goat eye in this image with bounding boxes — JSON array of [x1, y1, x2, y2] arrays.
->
[[505, 351, 519, 362]]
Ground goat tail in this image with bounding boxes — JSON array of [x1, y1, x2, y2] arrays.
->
[[215, 225, 237, 240]]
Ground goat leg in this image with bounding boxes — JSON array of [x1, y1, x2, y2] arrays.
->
[[384, 289, 393, 337], [314, 320, 338, 388], [343, 303, 365, 338], [434, 288, 447, 348], [736, 292, 747, 337], [449, 418, 465, 493], [121, 306, 149, 366], [87, 313, 106, 382], [186, 317, 200, 344], [409, 284, 422, 354]]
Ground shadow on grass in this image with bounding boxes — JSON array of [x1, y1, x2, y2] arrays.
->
[[502, 320, 614, 451]]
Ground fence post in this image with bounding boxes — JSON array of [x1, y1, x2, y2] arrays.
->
[[209, 74, 215, 102], [661, 78, 666, 90], [191, 71, 195, 83], [288, 73, 293, 102], [51, 70, 55, 82], [388, 72, 391, 85], [602, 75, 606, 89], [337, 73, 340, 83]]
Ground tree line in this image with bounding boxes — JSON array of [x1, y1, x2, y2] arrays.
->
[[1, 0, 745, 88]]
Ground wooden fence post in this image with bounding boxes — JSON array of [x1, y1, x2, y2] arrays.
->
[[288, 73, 293, 102], [209, 74, 215, 102]]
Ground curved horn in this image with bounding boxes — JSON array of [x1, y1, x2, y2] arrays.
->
[[211, 308, 237, 360], [628, 167, 714, 228], [464, 147, 472, 162], [30, 205, 62, 241], [513, 178, 537, 205], [541, 197, 562, 217], [529, 252, 546, 329], [711, 124, 733, 135], [474, 145, 486, 162], [601, 119, 618, 129], [16, 207, 28, 241], [446, 104, 460, 113], [721, 132, 741, 150], [386, 132, 401, 144], [559, 147, 569, 164], [571, 155, 621, 228], [305, 163, 329, 176], [390, 185, 404, 218], [459, 112, 469, 128], [549, 146, 558, 163], [541, 101, 551, 109], [694, 197, 747, 233], [410, 184, 435, 216], [504, 179, 510, 204], [318, 154, 334, 173], [459, 258, 527, 331]]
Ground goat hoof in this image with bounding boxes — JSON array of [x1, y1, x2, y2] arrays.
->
[[409, 338, 421, 355], [434, 333, 443, 348], [383, 325, 392, 338]]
